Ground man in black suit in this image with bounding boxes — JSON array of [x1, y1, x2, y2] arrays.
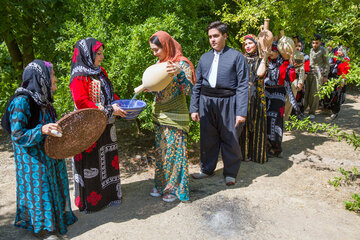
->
[[190, 21, 249, 185]]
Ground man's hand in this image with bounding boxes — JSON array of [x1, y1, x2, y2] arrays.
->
[[191, 112, 200, 121], [235, 116, 246, 127]]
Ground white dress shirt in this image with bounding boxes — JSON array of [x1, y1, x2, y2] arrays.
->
[[208, 49, 223, 88]]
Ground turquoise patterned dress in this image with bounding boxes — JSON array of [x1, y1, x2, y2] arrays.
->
[[153, 61, 194, 201], [9, 95, 77, 235]]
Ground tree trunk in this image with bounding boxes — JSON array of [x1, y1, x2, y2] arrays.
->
[[22, 16, 35, 68], [2, 30, 23, 74], [22, 34, 35, 68]]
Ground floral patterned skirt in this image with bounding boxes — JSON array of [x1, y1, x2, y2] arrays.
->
[[73, 123, 122, 213], [154, 125, 189, 201]]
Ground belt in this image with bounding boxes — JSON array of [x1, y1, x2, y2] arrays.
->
[[200, 85, 236, 98]]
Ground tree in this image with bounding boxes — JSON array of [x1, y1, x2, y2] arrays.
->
[[0, 0, 76, 77], [219, 0, 360, 61]]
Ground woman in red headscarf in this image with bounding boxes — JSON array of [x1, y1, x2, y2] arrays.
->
[[322, 47, 350, 119], [148, 31, 195, 202]]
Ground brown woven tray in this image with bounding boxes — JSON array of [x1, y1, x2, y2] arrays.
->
[[45, 108, 107, 159]]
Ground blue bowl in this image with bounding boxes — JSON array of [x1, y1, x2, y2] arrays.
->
[[112, 99, 147, 120]]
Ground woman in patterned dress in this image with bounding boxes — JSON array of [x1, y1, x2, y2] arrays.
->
[[240, 34, 268, 164], [265, 40, 298, 158], [148, 31, 196, 202], [69, 38, 126, 212], [2, 60, 77, 239]]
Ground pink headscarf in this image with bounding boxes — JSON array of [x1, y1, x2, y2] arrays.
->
[[149, 31, 196, 83]]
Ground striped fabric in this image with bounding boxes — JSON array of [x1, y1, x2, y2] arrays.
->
[[152, 94, 189, 132]]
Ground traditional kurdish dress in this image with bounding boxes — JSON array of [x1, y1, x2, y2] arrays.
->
[[70, 38, 121, 212], [322, 51, 350, 115], [265, 56, 297, 156], [152, 61, 194, 201], [240, 53, 267, 163], [3, 60, 77, 235]]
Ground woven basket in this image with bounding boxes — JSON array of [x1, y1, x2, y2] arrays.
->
[[45, 108, 107, 159]]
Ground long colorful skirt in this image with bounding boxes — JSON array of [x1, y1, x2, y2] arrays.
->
[[240, 88, 267, 163], [73, 123, 122, 213], [10, 96, 77, 235], [14, 152, 78, 234], [265, 86, 286, 156], [154, 125, 189, 201]]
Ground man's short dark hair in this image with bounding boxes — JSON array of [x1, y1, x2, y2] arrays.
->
[[312, 34, 322, 41], [207, 21, 228, 35], [292, 35, 299, 41]]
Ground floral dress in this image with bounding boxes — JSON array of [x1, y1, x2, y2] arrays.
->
[[9, 95, 77, 235], [70, 69, 122, 213], [152, 61, 193, 201]]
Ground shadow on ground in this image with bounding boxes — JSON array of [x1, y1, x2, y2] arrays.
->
[[1, 91, 359, 239]]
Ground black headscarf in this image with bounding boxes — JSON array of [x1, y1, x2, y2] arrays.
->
[[69, 37, 115, 119], [2, 60, 55, 134], [264, 55, 284, 86], [17, 59, 54, 106], [70, 37, 104, 84]]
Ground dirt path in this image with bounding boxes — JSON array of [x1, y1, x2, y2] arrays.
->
[[0, 93, 359, 240]]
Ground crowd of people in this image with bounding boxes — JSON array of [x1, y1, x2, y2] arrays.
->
[[2, 20, 351, 239]]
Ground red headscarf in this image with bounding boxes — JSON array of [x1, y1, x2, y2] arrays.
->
[[334, 51, 350, 77], [149, 31, 196, 83]]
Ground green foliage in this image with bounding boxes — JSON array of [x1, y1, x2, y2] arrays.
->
[[316, 60, 360, 101], [188, 120, 201, 143], [328, 176, 342, 188], [0, 43, 21, 111], [219, 0, 360, 58], [328, 167, 360, 213], [1, 0, 226, 143], [285, 115, 360, 150], [345, 193, 360, 213], [51, 0, 224, 139], [328, 167, 360, 187]]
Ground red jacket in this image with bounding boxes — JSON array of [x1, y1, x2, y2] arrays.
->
[[304, 60, 310, 73], [278, 60, 296, 85], [70, 67, 119, 109]]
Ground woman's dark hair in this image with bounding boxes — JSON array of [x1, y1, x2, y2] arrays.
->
[[150, 35, 162, 48], [207, 21, 228, 35]]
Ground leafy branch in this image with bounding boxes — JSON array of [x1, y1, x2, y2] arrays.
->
[[328, 167, 360, 213], [285, 116, 360, 150]]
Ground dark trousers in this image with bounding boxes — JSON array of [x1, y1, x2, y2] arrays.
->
[[199, 94, 244, 178]]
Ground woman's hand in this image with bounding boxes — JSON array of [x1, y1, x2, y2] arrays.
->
[[166, 61, 182, 77], [112, 104, 127, 117], [263, 50, 269, 58], [41, 123, 63, 137], [297, 83, 304, 91]]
